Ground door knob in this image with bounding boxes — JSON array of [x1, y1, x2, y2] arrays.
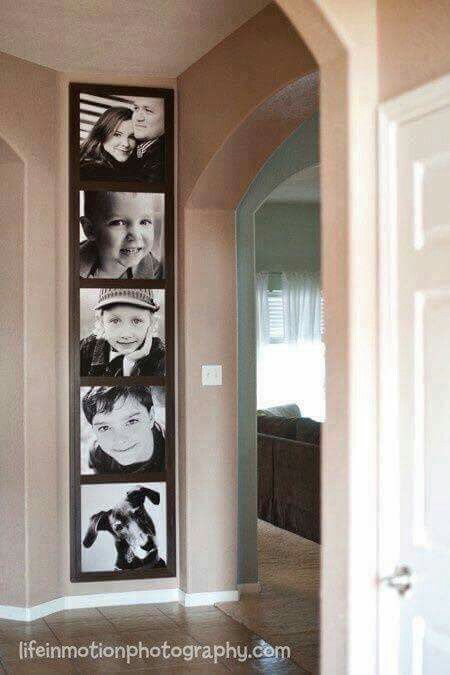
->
[[381, 565, 412, 595]]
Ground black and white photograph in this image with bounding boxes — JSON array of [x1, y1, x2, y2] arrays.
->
[[80, 288, 165, 377], [81, 482, 167, 573], [79, 92, 165, 182], [80, 385, 165, 475], [70, 83, 175, 582], [79, 191, 165, 279]]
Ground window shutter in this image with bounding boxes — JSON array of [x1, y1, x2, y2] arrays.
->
[[267, 290, 285, 343]]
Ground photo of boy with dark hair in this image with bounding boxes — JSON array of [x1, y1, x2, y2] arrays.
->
[[81, 385, 165, 474]]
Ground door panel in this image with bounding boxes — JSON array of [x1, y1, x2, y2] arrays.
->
[[379, 75, 450, 675]]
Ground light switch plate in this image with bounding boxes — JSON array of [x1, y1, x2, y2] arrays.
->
[[202, 364, 222, 386]]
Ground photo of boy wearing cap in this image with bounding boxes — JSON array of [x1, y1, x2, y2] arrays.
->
[[80, 288, 165, 377], [81, 386, 165, 474], [79, 192, 164, 279]]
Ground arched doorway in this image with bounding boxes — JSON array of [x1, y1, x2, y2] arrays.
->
[[236, 112, 320, 587], [178, 1, 378, 672]]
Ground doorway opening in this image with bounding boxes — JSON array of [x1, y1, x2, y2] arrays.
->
[[216, 115, 321, 672]]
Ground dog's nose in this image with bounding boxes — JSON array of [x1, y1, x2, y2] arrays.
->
[[115, 523, 123, 531]]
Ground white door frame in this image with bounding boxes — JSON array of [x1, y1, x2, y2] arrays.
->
[[378, 72, 450, 674]]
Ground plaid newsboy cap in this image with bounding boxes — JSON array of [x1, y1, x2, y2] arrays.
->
[[94, 288, 160, 312]]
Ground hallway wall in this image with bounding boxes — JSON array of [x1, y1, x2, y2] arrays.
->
[[177, 4, 318, 593], [255, 201, 320, 274], [378, 0, 450, 101], [0, 51, 59, 606], [0, 140, 25, 606], [55, 70, 177, 599]]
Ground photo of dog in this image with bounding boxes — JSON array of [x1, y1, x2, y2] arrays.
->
[[81, 483, 166, 572]]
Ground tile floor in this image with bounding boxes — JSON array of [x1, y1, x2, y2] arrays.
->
[[219, 520, 320, 674], [0, 521, 320, 674]]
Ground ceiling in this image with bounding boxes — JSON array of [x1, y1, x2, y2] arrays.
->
[[266, 164, 321, 204], [0, 0, 270, 76]]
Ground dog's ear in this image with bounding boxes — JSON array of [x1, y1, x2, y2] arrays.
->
[[83, 510, 111, 548], [127, 486, 160, 508]]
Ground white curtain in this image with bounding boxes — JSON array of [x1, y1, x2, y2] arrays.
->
[[256, 270, 325, 421], [281, 271, 322, 343], [255, 272, 270, 348], [256, 273, 270, 406]]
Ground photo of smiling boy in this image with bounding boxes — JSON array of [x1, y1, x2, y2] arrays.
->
[[81, 386, 165, 474], [80, 288, 165, 377], [79, 192, 164, 279]]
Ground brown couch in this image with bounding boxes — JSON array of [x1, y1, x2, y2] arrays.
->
[[257, 412, 321, 543]]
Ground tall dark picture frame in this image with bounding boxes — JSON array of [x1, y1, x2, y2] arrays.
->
[[69, 83, 175, 581]]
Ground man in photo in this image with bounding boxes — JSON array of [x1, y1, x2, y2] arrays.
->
[[82, 386, 165, 474], [80, 288, 165, 377], [80, 191, 163, 279], [130, 97, 165, 182]]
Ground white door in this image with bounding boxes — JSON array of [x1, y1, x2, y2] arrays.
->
[[378, 74, 450, 674]]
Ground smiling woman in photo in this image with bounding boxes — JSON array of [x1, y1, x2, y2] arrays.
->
[[80, 107, 136, 180]]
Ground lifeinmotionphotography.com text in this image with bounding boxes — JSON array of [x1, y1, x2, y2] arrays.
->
[[19, 639, 291, 665]]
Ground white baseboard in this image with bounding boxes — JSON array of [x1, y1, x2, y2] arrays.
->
[[0, 587, 239, 621], [179, 590, 240, 607], [66, 588, 180, 611], [237, 582, 261, 594], [0, 597, 65, 622]]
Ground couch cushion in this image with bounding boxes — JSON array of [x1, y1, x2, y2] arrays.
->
[[257, 415, 297, 440], [257, 403, 302, 418], [293, 417, 321, 445]]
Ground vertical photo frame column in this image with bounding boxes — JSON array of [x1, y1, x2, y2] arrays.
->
[[69, 83, 175, 581]]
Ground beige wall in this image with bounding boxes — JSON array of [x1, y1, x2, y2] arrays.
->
[[0, 54, 179, 607], [0, 142, 25, 606], [55, 70, 178, 598], [260, 1, 380, 673], [0, 51, 59, 606], [177, 4, 318, 593], [378, 0, 450, 101], [179, 3, 317, 207]]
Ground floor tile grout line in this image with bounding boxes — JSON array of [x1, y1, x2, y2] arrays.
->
[[215, 602, 319, 673], [42, 616, 65, 644], [96, 606, 124, 632], [98, 606, 186, 635]]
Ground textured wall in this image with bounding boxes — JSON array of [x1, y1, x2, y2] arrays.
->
[[0, 51, 59, 606], [0, 142, 25, 605], [378, 0, 450, 101], [177, 4, 318, 593], [256, 201, 320, 274], [55, 70, 178, 598]]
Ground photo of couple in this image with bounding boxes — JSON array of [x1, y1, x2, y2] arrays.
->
[[79, 191, 164, 279], [79, 92, 165, 182]]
